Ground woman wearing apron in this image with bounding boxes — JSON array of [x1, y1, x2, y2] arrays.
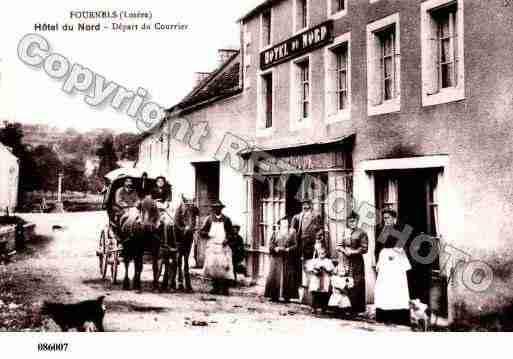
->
[[199, 201, 235, 295]]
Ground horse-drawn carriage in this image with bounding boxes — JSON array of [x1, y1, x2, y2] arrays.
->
[[96, 168, 197, 292], [96, 168, 152, 285]]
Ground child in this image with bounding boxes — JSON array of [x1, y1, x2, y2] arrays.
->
[[306, 246, 334, 314], [230, 224, 247, 281], [328, 253, 354, 317]]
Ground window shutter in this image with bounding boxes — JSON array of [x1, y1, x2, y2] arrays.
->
[[326, 65, 339, 117], [425, 16, 439, 95], [368, 34, 381, 106], [452, 12, 459, 88], [296, 66, 302, 121], [394, 43, 401, 98]]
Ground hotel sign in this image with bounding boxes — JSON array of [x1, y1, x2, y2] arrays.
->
[[260, 20, 333, 70]]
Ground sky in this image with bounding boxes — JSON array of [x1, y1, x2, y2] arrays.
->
[[0, 0, 264, 133]]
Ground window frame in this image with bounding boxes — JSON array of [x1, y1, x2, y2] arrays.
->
[[257, 68, 275, 137], [328, 0, 348, 20], [290, 54, 313, 130], [366, 13, 401, 116], [260, 9, 273, 50], [421, 0, 465, 107], [293, 0, 310, 34], [324, 32, 351, 124]]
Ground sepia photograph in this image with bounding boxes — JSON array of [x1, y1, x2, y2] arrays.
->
[[1, 0, 512, 354]]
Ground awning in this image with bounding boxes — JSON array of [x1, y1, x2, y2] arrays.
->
[[239, 133, 355, 158], [239, 134, 355, 174]]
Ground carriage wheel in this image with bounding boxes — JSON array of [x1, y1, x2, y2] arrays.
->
[[98, 232, 107, 279], [111, 250, 119, 285]]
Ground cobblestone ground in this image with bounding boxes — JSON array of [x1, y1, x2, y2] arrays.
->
[[0, 211, 409, 333]]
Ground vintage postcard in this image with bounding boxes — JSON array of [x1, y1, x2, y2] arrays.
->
[[1, 0, 512, 355]]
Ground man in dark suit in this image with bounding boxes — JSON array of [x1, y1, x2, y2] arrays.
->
[[291, 198, 324, 303]]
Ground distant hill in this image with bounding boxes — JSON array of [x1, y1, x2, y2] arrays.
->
[[21, 124, 142, 163]]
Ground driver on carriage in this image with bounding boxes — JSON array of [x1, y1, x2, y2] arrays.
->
[[114, 177, 140, 220]]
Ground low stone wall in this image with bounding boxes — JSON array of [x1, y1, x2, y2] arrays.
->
[[0, 225, 16, 254], [0, 223, 36, 255]]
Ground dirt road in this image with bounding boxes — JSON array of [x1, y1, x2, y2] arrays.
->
[[1, 211, 408, 333]]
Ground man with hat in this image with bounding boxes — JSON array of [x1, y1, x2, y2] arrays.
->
[[291, 197, 324, 303], [199, 200, 235, 295]]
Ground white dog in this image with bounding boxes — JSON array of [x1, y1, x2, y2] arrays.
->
[[409, 299, 430, 331]]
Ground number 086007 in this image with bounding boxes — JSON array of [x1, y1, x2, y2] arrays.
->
[[37, 343, 69, 352]]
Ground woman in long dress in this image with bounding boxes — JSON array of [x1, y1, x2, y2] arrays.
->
[[337, 211, 368, 315], [374, 209, 411, 325], [199, 201, 234, 295], [264, 219, 299, 302]]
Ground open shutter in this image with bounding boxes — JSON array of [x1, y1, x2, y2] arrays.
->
[[296, 66, 302, 121], [326, 65, 339, 117], [425, 15, 439, 95], [452, 10, 460, 88], [393, 32, 401, 98], [367, 33, 382, 106]]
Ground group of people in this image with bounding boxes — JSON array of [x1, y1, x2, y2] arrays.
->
[[113, 176, 414, 324], [263, 199, 368, 318], [114, 176, 246, 295], [264, 198, 413, 324]]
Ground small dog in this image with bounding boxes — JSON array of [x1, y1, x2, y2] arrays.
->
[[409, 299, 430, 331], [41, 296, 106, 332]]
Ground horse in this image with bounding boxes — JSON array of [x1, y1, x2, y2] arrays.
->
[[118, 196, 162, 291], [170, 194, 200, 292]]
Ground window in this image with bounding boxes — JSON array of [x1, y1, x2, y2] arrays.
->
[[258, 176, 285, 248], [257, 70, 274, 135], [367, 13, 401, 116], [290, 56, 312, 129], [421, 0, 464, 106], [329, 0, 347, 16], [298, 60, 310, 120], [335, 0, 345, 12], [294, 0, 308, 32], [292, 0, 310, 33], [263, 73, 273, 128], [335, 47, 349, 110], [435, 6, 457, 89], [325, 32, 351, 122], [380, 26, 396, 101], [261, 10, 272, 48]]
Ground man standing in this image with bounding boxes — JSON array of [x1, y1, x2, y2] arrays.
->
[[291, 198, 324, 303], [199, 201, 235, 295]]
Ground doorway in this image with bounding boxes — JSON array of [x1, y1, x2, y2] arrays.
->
[[286, 175, 303, 221], [375, 169, 440, 305], [194, 161, 220, 219]]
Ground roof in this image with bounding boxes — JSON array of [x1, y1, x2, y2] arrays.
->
[[139, 50, 242, 141], [239, 0, 283, 21], [177, 51, 241, 110]]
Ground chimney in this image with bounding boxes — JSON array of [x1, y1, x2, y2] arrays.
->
[[217, 48, 238, 66], [194, 72, 211, 86]]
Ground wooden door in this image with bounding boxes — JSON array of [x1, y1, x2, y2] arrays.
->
[[194, 162, 220, 219]]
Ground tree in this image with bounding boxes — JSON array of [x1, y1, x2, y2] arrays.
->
[[62, 158, 88, 192], [114, 133, 142, 161], [96, 134, 118, 179], [87, 167, 105, 194], [31, 145, 63, 191]]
